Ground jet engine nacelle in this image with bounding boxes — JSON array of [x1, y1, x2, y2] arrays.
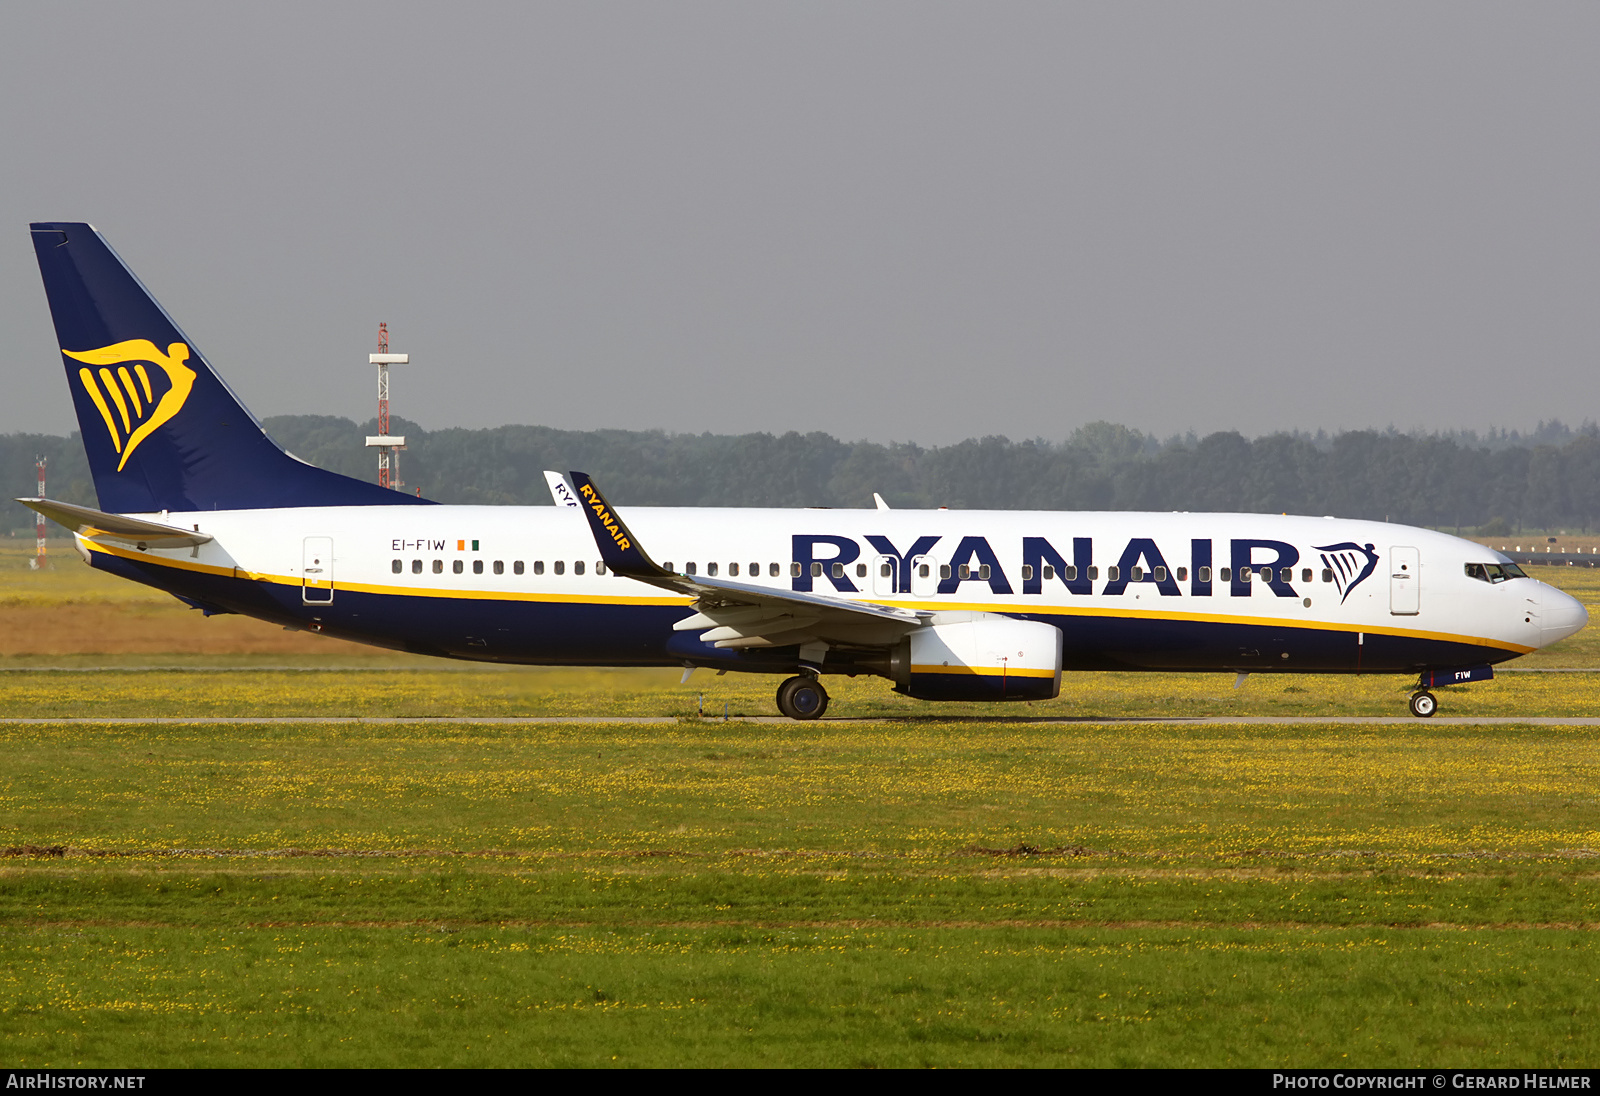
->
[[893, 616, 1063, 701]]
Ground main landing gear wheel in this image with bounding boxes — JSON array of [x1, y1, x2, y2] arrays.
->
[[1409, 691, 1437, 718], [776, 675, 829, 720]]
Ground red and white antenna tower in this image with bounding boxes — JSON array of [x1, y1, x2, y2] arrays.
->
[[365, 322, 408, 490], [29, 456, 49, 570]]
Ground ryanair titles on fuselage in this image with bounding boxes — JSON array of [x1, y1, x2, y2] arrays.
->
[[787, 533, 1378, 601]]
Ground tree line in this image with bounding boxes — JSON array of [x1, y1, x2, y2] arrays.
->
[[6, 416, 1599, 535]]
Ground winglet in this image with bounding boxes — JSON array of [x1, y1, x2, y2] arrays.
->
[[543, 470, 581, 508], [566, 471, 669, 579]]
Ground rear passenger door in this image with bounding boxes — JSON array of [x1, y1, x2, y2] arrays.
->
[[303, 537, 334, 604]]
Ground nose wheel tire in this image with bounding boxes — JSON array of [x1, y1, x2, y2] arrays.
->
[[776, 675, 829, 720], [1409, 690, 1437, 718]]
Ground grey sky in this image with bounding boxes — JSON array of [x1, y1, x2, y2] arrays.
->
[[2, 2, 1596, 445]]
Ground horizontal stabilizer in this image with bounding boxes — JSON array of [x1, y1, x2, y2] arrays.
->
[[16, 497, 213, 549]]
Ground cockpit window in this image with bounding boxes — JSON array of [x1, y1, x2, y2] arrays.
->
[[1465, 562, 1527, 584]]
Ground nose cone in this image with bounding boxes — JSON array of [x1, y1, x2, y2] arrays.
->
[[1541, 585, 1588, 646]]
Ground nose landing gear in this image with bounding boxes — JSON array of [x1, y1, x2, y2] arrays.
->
[[776, 674, 829, 720], [1409, 665, 1493, 718]]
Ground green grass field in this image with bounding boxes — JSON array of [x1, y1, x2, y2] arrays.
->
[[2, 718, 1598, 1067], [1, 541, 1598, 1066]]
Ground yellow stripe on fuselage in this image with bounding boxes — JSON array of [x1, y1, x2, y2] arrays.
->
[[82, 540, 690, 607], [864, 596, 1534, 654], [81, 541, 1532, 653]]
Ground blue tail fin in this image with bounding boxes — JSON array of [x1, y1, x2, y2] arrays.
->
[[30, 222, 431, 513]]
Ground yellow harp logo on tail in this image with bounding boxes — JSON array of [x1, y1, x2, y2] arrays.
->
[[63, 341, 197, 471]]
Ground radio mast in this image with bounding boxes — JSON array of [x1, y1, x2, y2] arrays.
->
[[29, 456, 48, 570], [366, 322, 408, 489]]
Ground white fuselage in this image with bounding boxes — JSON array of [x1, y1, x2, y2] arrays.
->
[[79, 504, 1586, 675]]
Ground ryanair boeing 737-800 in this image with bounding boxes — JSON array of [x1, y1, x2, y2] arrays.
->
[[19, 222, 1588, 719]]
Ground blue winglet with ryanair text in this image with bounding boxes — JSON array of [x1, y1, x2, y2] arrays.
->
[[566, 471, 670, 579]]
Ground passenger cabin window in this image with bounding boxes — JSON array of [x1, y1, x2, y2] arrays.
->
[[432, 560, 443, 574], [1220, 567, 1232, 582], [1198, 566, 1210, 582], [856, 563, 867, 578], [1279, 567, 1292, 583], [707, 562, 718, 576], [958, 565, 970, 580], [811, 563, 822, 578], [574, 561, 585, 575], [1153, 566, 1166, 582], [979, 564, 991, 580], [1020, 564, 1034, 581], [1301, 568, 1312, 583], [513, 561, 524, 575], [597, 562, 606, 575], [533, 561, 544, 575], [391, 560, 402, 574], [662, 563, 673, 573], [453, 560, 464, 574], [1107, 566, 1119, 582], [940, 565, 951, 579], [881, 562, 894, 578], [685, 562, 695, 576], [412, 560, 422, 574], [473, 560, 483, 575], [494, 561, 504, 575], [919, 564, 931, 578], [1322, 568, 1333, 582], [770, 563, 781, 577], [791, 563, 802, 577], [1130, 566, 1143, 582], [831, 562, 845, 579], [1087, 566, 1098, 581], [729, 563, 739, 577], [1176, 567, 1187, 581], [554, 560, 565, 575], [1042, 565, 1054, 580]]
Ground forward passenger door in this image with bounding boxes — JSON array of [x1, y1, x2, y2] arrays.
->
[[1389, 546, 1419, 615]]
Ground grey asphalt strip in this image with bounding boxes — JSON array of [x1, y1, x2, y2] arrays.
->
[[1, 715, 1599, 726]]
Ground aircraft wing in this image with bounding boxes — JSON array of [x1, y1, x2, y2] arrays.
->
[[16, 497, 213, 549], [565, 471, 926, 650]]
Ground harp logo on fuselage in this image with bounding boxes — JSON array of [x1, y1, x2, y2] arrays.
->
[[64, 340, 197, 471], [1315, 542, 1380, 604]]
